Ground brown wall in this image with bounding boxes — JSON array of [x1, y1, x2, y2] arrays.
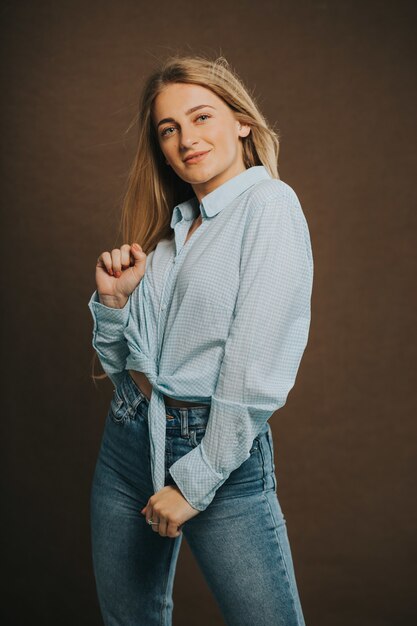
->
[[1, 1, 416, 624]]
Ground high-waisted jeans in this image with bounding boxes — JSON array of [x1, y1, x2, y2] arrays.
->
[[90, 370, 306, 626]]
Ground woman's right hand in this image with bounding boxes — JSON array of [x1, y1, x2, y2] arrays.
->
[[95, 243, 147, 308]]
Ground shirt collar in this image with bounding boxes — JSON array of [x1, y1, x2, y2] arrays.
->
[[170, 165, 272, 229]]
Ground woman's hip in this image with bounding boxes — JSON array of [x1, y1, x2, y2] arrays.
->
[[94, 369, 277, 502]]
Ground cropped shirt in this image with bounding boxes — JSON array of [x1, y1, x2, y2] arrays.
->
[[87, 165, 314, 511]]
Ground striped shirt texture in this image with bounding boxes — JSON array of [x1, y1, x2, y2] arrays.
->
[[88, 165, 314, 511]]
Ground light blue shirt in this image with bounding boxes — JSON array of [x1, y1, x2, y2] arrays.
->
[[88, 165, 314, 511]]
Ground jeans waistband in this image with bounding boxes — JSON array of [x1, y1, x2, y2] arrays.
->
[[118, 370, 212, 429]]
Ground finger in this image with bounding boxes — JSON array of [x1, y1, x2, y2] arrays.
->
[[158, 517, 168, 537], [130, 243, 147, 275], [120, 243, 132, 269], [146, 507, 159, 532], [145, 505, 152, 524], [111, 248, 122, 276], [168, 520, 182, 538], [97, 251, 114, 276]]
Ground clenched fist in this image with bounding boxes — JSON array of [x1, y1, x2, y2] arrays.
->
[[95, 243, 147, 308]]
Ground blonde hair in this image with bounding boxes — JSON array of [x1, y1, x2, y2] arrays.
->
[[91, 53, 281, 383]]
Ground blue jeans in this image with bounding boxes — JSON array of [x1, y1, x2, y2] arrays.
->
[[90, 371, 306, 626]]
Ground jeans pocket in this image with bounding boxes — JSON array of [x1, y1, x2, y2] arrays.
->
[[108, 389, 130, 424]]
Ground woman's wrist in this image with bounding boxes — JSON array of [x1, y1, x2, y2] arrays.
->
[[97, 293, 128, 309]]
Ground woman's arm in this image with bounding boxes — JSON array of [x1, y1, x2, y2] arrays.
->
[[87, 290, 131, 388], [168, 187, 314, 511], [87, 243, 147, 388]]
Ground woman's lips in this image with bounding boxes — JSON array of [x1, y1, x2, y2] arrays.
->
[[184, 150, 211, 164]]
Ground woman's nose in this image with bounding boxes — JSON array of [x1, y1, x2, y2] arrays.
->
[[179, 130, 199, 148]]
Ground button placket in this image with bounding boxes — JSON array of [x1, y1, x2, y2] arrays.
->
[[157, 255, 178, 359], [159, 258, 175, 311]]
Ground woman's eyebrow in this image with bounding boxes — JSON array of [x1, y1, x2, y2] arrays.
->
[[157, 104, 216, 129]]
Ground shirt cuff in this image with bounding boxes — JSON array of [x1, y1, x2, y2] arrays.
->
[[168, 441, 229, 511], [87, 290, 131, 338]]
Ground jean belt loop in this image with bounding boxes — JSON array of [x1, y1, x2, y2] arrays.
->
[[180, 408, 189, 437]]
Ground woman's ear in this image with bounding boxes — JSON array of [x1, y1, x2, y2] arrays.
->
[[238, 122, 251, 138]]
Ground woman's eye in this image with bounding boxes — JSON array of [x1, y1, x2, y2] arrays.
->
[[161, 126, 175, 137], [160, 114, 211, 138]]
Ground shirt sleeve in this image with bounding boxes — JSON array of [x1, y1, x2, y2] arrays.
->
[[168, 190, 314, 511], [87, 290, 131, 387]]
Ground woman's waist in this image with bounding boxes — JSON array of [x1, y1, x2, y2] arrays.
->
[[127, 370, 209, 408]]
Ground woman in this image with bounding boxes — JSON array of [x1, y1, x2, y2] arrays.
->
[[88, 54, 313, 626]]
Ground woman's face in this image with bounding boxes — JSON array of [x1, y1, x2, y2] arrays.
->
[[152, 82, 251, 201]]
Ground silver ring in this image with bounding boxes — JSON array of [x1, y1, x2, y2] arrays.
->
[[148, 517, 159, 526]]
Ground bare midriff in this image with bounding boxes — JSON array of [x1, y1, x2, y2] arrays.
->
[[127, 217, 207, 409]]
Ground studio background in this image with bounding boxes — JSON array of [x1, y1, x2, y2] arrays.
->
[[1, 1, 416, 625]]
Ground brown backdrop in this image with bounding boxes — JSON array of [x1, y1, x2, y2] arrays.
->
[[1, 1, 416, 624]]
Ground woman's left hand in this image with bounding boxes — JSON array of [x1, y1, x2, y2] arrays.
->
[[140, 485, 201, 538]]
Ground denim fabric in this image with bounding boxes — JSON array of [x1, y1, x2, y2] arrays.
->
[[90, 371, 306, 626]]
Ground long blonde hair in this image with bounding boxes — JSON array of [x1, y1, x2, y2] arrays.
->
[[91, 53, 281, 382]]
